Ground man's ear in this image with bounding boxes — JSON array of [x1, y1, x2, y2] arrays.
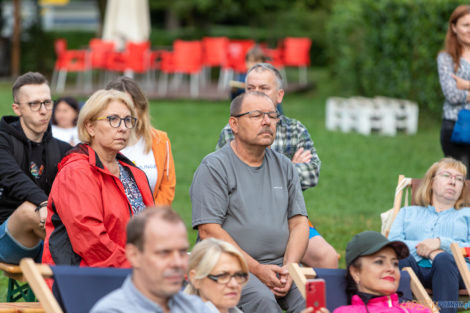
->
[[125, 244, 140, 268], [229, 116, 238, 135], [12, 103, 21, 117], [276, 89, 285, 105]]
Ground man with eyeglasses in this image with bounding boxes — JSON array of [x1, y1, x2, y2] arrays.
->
[[91, 207, 212, 313], [0, 72, 70, 264], [217, 63, 339, 269], [191, 91, 308, 313]]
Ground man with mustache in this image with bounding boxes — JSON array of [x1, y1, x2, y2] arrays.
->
[[191, 91, 309, 313], [91, 207, 212, 313], [217, 63, 338, 269], [0, 72, 70, 265]]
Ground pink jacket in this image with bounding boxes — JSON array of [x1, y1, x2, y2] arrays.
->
[[333, 294, 432, 313]]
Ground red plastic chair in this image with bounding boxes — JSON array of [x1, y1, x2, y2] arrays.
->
[[52, 39, 90, 93], [105, 41, 153, 89], [282, 37, 312, 84], [89, 38, 115, 70], [226, 39, 255, 74], [218, 39, 255, 90], [170, 40, 203, 97], [202, 37, 229, 88]]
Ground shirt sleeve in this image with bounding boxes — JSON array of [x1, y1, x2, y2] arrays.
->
[[292, 120, 321, 190], [388, 207, 422, 262], [437, 52, 469, 106], [190, 158, 230, 229], [49, 165, 129, 268], [215, 123, 234, 150], [438, 211, 470, 252], [287, 161, 308, 219], [154, 136, 176, 206], [0, 134, 48, 205]]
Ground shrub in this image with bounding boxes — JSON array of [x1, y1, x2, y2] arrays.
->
[[327, 0, 467, 114]]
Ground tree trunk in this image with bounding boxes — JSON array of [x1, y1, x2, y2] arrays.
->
[[11, 0, 21, 78]]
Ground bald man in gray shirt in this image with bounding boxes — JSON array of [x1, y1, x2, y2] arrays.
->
[[191, 92, 309, 313]]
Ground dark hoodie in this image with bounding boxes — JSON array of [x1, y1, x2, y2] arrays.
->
[[0, 116, 71, 223]]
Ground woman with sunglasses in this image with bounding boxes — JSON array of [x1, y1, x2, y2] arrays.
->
[[389, 158, 470, 313], [42, 89, 154, 268]]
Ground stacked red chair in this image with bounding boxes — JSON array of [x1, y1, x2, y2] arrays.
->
[[201, 37, 229, 90], [170, 40, 203, 98], [282, 37, 312, 84], [52, 39, 91, 93]]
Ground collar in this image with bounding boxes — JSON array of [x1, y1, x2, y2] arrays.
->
[[124, 276, 183, 312], [352, 293, 399, 308]]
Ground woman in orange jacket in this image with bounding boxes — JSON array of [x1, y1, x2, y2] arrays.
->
[[106, 77, 176, 205]]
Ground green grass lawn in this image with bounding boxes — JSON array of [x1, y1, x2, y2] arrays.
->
[[0, 68, 448, 304]]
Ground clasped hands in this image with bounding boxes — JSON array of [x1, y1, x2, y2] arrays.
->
[[253, 263, 292, 297], [415, 238, 443, 260]]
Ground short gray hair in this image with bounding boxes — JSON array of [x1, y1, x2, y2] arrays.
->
[[230, 91, 274, 116], [246, 63, 283, 90]]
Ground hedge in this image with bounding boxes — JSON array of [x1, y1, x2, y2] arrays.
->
[[326, 0, 467, 114]]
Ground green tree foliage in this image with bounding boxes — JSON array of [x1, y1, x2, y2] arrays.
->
[[327, 0, 467, 114]]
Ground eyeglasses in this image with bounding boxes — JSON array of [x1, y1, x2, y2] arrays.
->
[[207, 272, 249, 285], [231, 110, 280, 121], [436, 172, 465, 183], [15, 99, 53, 112], [96, 115, 137, 129]]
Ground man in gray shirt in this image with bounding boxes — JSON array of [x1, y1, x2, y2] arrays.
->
[[191, 91, 309, 313], [91, 207, 211, 313]]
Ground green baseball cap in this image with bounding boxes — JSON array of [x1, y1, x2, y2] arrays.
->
[[345, 231, 409, 267]]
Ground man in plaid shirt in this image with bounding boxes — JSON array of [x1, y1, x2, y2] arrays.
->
[[216, 63, 338, 268]]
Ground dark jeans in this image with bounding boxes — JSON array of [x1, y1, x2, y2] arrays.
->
[[441, 119, 470, 178], [399, 253, 465, 313]]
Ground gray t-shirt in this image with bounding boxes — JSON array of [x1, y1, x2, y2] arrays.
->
[[191, 144, 307, 265]]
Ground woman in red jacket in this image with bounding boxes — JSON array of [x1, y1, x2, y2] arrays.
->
[[106, 77, 176, 206], [42, 89, 154, 268]]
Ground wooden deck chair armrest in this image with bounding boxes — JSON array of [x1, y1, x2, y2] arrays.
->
[[402, 267, 439, 313], [385, 175, 407, 238], [19, 258, 62, 313], [450, 243, 470, 296], [287, 263, 316, 299]]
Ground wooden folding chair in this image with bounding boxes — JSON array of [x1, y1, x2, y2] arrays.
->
[[450, 243, 470, 295], [288, 263, 438, 312], [0, 262, 44, 313], [19, 259, 130, 313]]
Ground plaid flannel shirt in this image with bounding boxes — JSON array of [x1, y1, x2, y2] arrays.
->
[[216, 115, 321, 190]]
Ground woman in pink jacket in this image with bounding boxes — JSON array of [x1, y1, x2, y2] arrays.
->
[[333, 231, 432, 313]]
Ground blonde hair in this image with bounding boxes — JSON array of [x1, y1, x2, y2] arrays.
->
[[415, 157, 467, 209], [185, 238, 249, 295], [105, 76, 153, 153], [77, 89, 137, 144]]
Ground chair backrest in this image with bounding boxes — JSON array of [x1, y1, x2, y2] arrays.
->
[[89, 38, 115, 69], [282, 37, 311, 67], [125, 41, 151, 72], [288, 263, 437, 312], [20, 258, 130, 313], [225, 39, 255, 73], [202, 37, 229, 67], [172, 40, 203, 73]]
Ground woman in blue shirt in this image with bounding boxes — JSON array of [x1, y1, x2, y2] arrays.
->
[[389, 157, 470, 313]]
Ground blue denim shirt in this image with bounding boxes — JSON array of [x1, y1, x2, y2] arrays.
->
[[389, 205, 470, 265], [91, 275, 212, 313]]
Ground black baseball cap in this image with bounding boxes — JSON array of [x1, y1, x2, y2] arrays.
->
[[345, 231, 409, 267]]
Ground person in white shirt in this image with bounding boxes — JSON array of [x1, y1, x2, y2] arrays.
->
[[51, 96, 80, 145]]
